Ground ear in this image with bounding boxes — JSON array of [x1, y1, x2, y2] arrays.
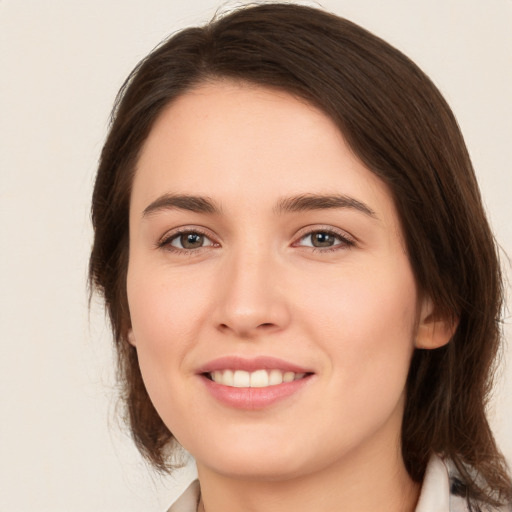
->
[[415, 297, 458, 349], [127, 328, 137, 347]]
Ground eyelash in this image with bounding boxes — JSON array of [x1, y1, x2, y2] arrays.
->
[[295, 228, 355, 252], [157, 227, 216, 255], [157, 226, 355, 255]]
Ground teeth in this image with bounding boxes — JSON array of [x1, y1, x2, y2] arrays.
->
[[268, 369, 283, 386], [283, 371, 295, 383], [250, 369, 269, 388], [223, 369, 234, 386], [209, 369, 307, 388], [233, 370, 250, 388]]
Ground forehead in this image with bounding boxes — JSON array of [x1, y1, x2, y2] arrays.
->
[[132, 80, 397, 226]]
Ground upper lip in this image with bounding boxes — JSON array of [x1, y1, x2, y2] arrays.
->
[[196, 356, 313, 374]]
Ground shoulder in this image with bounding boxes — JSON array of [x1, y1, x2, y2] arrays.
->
[[165, 456, 510, 512], [417, 455, 511, 512], [166, 480, 200, 512], [416, 454, 455, 511]]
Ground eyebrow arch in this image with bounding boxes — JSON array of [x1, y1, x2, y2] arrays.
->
[[142, 192, 377, 219], [274, 193, 377, 218], [142, 194, 222, 217]]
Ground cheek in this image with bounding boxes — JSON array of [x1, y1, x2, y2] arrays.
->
[[297, 260, 418, 384], [126, 257, 222, 411], [127, 259, 212, 348], [293, 264, 417, 452], [126, 262, 185, 379], [126, 264, 203, 431]]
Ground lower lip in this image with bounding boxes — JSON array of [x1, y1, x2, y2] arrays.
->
[[200, 375, 313, 410]]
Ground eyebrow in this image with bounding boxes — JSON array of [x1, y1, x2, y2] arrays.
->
[[143, 194, 222, 217], [142, 193, 376, 219], [274, 193, 376, 218]]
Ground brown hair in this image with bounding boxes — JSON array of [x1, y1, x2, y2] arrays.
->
[[89, 3, 512, 508]]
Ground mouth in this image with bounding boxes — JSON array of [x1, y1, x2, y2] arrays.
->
[[203, 369, 311, 388], [197, 356, 314, 409]]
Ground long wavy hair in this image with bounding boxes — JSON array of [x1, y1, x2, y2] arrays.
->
[[89, 3, 512, 508]]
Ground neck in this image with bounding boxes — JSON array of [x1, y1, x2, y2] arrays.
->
[[196, 437, 420, 512]]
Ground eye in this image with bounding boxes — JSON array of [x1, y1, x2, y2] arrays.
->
[[159, 229, 216, 252], [295, 229, 355, 251]]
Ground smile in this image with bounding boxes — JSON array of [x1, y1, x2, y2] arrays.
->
[[207, 369, 307, 388], [198, 356, 314, 408]]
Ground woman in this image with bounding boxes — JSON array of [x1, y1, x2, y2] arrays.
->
[[89, 3, 512, 511]]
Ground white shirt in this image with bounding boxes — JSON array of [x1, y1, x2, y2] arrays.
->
[[166, 455, 471, 512]]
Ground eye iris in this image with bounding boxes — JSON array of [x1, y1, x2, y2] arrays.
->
[[312, 232, 335, 247], [181, 233, 204, 249]]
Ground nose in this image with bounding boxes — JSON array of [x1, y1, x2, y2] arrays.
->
[[212, 248, 291, 339]]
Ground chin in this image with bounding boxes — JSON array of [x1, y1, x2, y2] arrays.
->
[[185, 429, 311, 481], [203, 454, 309, 482]]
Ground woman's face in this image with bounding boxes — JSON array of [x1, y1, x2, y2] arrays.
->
[[127, 81, 425, 480]]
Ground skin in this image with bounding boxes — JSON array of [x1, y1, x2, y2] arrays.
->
[[127, 81, 452, 512]]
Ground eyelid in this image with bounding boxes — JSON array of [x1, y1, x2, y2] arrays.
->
[[157, 225, 220, 251], [156, 224, 356, 253], [294, 224, 358, 244], [292, 225, 357, 249]]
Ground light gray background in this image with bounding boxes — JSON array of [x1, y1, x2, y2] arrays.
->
[[1, 1, 511, 511]]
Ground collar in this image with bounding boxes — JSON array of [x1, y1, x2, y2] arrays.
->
[[167, 455, 468, 512]]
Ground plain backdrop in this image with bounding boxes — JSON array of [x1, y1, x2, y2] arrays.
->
[[1, 1, 511, 511]]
